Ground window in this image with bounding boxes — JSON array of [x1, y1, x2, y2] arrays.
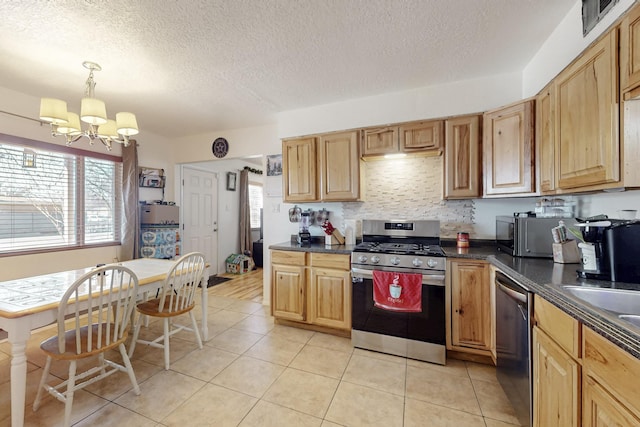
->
[[248, 183, 263, 229], [0, 136, 122, 254]]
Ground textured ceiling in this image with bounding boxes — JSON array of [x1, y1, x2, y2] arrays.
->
[[0, 0, 576, 138]]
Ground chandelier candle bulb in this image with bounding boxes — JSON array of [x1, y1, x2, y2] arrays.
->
[[39, 61, 139, 151]]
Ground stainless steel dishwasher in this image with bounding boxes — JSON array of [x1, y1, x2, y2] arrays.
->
[[495, 271, 533, 427]]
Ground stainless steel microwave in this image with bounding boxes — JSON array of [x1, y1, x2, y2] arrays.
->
[[496, 216, 575, 258]]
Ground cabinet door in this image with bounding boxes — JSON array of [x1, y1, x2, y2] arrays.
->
[[399, 120, 444, 151], [362, 126, 399, 156], [533, 327, 580, 427], [444, 115, 481, 199], [483, 100, 535, 196], [308, 267, 351, 330], [272, 264, 306, 321], [620, 3, 640, 92], [283, 137, 317, 202], [583, 375, 640, 427], [537, 84, 556, 194], [318, 131, 361, 201], [555, 30, 619, 190], [448, 259, 491, 352]]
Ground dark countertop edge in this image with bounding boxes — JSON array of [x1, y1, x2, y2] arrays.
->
[[269, 241, 355, 255], [489, 255, 640, 359], [269, 240, 640, 359]]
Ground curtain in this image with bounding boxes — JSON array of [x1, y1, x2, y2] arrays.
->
[[121, 141, 139, 260], [239, 169, 252, 256]]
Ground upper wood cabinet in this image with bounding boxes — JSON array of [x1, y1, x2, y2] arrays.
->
[[537, 84, 556, 194], [283, 137, 317, 202], [555, 29, 620, 190], [446, 259, 491, 355], [399, 120, 443, 151], [283, 131, 362, 202], [483, 99, 535, 196], [620, 3, 640, 92], [444, 115, 481, 199], [362, 119, 444, 158], [362, 126, 399, 156], [318, 131, 361, 201]]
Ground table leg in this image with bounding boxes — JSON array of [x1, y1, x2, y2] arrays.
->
[[8, 323, 31, 427], [201, 268, 209, 341]]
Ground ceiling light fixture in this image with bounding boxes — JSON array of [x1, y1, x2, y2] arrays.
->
[[39, 61, 139, 151]]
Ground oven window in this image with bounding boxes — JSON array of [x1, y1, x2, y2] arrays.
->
[[352, 277, 445, 344]]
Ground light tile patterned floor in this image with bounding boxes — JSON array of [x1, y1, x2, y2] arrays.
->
[[0, 293, 522, 426]]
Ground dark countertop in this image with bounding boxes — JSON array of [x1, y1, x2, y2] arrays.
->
[[271, 238, 640, 358], [269, 240, 357, 255]]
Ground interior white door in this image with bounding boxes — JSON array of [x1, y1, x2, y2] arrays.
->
[[181, 167, 218, 274]]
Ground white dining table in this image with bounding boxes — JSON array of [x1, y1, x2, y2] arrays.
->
[[0, 258, 210, 427]]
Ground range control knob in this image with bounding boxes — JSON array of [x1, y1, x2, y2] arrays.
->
[[371, 255, 381, 264], [426, 258, 438, 268], [358, 255, 368, 263], [390, 256, 401, 266], [412, 258, 423, 267]]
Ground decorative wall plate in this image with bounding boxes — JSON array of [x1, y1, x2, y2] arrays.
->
[[212, 137, 229, 158]]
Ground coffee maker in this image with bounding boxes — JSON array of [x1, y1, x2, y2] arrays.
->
[[576, 220, 613, 280], [577, 219, 640, 283]]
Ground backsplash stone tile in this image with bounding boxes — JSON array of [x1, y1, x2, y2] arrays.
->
[[343, 156, 474, 238]]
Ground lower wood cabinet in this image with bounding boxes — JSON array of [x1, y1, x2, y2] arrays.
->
[[582, 327, 640, 426], [532, 326, 580, 427], [446, 259, 491, 355], [533, 295, 581, 427], [270, 250, 351, 333]]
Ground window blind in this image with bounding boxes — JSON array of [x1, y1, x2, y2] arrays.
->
[[0, 139, 122, 254]]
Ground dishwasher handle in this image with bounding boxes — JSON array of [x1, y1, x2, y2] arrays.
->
[[496, 278, 528, 304]]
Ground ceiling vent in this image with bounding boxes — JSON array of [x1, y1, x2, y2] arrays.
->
[[582, 0, 619, 36]]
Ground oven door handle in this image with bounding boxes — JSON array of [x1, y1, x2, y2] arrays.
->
[[351, 267, 445, 287]]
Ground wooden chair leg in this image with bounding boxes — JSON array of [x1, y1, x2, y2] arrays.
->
[[189, 311, 203, 349], [63, 360, 77, 427], [118, 343, 141, 395], [33, 356, 52, 411], [163, 317, 170, 370], [128, 313, 142, 359]]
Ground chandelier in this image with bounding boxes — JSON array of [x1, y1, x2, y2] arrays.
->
[[39, 61, 139, 151]]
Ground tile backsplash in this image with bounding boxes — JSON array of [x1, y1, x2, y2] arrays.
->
[[342, 156, 474, 238]]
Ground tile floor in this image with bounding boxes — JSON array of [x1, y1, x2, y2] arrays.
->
[[0, 293, 521, 426]]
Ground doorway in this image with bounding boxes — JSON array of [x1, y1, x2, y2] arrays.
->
[[181, 166, 218, 273]]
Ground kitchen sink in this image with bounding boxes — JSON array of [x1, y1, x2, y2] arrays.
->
[[562, 286, 640, 315], [619, 315, 640, 328]]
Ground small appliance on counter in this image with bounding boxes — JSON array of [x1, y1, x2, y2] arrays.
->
[[577, 219, 640, 283], [496, 214, 577, 258], [297, 211, 312, 244]]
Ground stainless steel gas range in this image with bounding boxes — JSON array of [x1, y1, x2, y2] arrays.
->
[[350, 220, 446, 365]]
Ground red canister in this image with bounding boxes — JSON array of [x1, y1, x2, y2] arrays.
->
[[457, 232, 470, 248]]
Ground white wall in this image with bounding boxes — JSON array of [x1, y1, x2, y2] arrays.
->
[[278, 72, 522, 138], [523, 0, 636, 97]]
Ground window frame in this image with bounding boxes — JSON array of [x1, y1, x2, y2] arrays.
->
[[0, 133, 123, 257], [248, 181, 263, 231]]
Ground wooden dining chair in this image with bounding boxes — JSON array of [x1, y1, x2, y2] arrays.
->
[[33, 265, 141, 427], [129, 252, 205, 370]]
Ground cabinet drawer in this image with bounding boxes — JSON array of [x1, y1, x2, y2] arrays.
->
[[271, 250, 306, 266], [583, 327, 640, 418], [309, 252, 350, 270], [534, 295, 581, 359]]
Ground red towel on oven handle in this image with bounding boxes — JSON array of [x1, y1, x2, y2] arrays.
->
[[373, 270, 422, 313]]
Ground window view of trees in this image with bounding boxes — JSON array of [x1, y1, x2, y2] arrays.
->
[[0, 141, 121, 253]]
